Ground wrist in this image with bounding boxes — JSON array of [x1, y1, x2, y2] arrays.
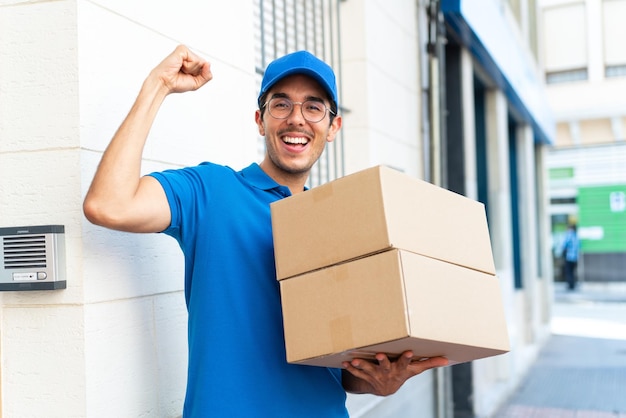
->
[[141, 71, 171, 102], [134, 74, 170, 117]]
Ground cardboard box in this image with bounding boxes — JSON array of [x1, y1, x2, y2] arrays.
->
[[271, 165, 495, 280], [280, 249, 510, 367], [272, 165, 509, 367]]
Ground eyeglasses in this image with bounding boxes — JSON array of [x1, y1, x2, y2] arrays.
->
[[263, 97, 335, 123]]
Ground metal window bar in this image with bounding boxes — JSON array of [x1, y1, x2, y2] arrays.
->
[[255, 0, 344, 188]]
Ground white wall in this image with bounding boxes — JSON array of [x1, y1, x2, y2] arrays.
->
[[78, 0, 260, 415], [339, 0, 423, 179], [1, 0, 258, 416], [0, 0, 85, 416]]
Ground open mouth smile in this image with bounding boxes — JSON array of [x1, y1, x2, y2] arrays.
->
[[283, 136, 309, 145]]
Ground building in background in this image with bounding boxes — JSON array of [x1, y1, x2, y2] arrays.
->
[[440, 1, 555, 416], [0, 1, 554, 417], [541, 0, 626, 282]]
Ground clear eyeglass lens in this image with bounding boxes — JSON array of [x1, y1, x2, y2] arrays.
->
[[267, 98, 327, 122]]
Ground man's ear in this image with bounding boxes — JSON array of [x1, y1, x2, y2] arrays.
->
[[255, 109, 265, 136], [326, 115, 342, 143]]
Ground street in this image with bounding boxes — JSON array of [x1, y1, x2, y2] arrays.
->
[[494, 282, 626, 417]]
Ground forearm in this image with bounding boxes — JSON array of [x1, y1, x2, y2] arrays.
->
[[83, 75, 169, 228], [84, 45, 211, 232]]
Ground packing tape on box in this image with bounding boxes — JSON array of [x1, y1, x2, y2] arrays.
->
[[330, 315, 354, 353], [312, 182, 334, 203], [333, 263, 350, 282]]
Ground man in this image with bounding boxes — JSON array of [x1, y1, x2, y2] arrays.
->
[[562, 223, 580, 291], [83, 45, 447, 417]]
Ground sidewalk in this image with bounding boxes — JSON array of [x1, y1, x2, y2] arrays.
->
[[493, 281, 626, 418]]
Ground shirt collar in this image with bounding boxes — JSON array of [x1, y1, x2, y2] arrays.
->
[[241, 163, 285, 191], [240, 163, 310, 195]]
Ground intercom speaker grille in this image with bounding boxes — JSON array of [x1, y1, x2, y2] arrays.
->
[[3, 235, 48, 269], [0, 225, 66, 291]]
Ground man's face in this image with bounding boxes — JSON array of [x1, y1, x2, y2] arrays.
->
[[255, 74, 341, 182]]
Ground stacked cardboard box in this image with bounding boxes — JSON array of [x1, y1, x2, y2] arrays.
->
[[271, 165, 510, 368]]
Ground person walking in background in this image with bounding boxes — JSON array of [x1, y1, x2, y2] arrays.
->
[[562, 223, 580, 291]]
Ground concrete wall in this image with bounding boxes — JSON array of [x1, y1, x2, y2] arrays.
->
[[339, 0, 424, 179], [1, 1, 85, 416], [1, 0, 257, 416]]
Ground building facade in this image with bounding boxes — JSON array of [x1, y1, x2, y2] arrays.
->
[[541, 0, 626, 282], [0, 0, 554, 417], [439, 1, 555, 416]]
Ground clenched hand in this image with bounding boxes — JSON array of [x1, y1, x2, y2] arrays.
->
[[150, 44, 213, 95]]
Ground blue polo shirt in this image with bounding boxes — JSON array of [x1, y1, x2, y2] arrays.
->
[[150, 162, 348, 418]]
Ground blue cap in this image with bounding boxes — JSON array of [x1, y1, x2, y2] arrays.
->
[[258, 50, 338, 109]]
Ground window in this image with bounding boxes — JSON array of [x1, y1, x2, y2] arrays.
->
[[550, 196, 577, 205], [605, 64, 626, 78], [549, 167, 575, 180], [542, 2, 588, 84], [603, 0, 626, 78], [546, 69, 588, 84], [254, 0, 344, 187]]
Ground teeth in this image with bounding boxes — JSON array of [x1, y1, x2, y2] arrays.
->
[[283, 136, 308, 145]]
